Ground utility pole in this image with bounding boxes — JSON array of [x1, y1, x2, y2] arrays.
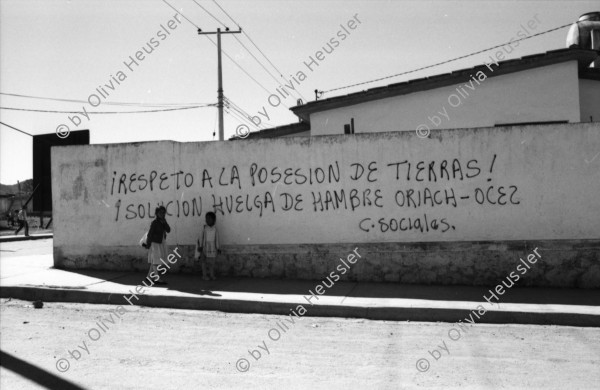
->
[[198, 27, 242, 141]]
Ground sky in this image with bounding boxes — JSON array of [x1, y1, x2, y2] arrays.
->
[[1, 0, 598, 185]]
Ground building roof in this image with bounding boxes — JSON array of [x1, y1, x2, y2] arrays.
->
[[290, 48, 600, 121], [229, 121, 310, 140]]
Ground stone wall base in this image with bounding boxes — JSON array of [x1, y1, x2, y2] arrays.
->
[[54, 239, 600, 288]]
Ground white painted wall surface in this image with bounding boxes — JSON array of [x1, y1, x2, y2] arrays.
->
[[52, 123, 600, 250], [309, 61, 581, 135]]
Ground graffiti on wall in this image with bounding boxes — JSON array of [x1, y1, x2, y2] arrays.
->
[[110, 153, 520, 235]]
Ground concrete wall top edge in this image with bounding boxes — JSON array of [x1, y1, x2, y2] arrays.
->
[[49, 122, 599, 152]]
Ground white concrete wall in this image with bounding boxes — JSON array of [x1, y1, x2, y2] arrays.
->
[[579, 78, 600, 123], [52, 123, 600, 253], [309, 61, 581, 135]]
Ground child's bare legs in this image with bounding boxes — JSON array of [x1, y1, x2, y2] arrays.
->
[[209, 260, 216, 280], [201, 261, 210, 281], [147, 264, 164, 283], [200, 257, 217, 280], [206, 257, 216, 280]]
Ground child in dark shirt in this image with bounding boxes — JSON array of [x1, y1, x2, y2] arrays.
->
[[196, 212, 221, 280]]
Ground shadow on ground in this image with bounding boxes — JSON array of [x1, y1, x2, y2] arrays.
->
[[59, 268, 600, 306]]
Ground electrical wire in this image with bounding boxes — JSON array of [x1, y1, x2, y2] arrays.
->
[[224, 110, 262, 136], [211, 0, 307, 102], [190, 0, 276, 86], [224, 97, 264, 128], [188, 0, 300, 105], [223, 100, 258, 127], [233, 34, 305, 101], [162, 0, 285, 106], [224, 96, 271, 128], [210, 0, 239, 28], [0, 104, 215, 114], [206, 33, 291, 107], [0, 92, 208, 107], [225, 108, 254, 128], [228, 104, 265, 129], [223, 96, 256, 121], [191, 0, 294, 101], [191, 0, 224, 26], [0, 121, 33, 137], [322, 21, 581, 95]]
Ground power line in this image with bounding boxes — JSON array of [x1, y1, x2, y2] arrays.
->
[[161, 0, 199, 28], [0, 121, 33, 137], [322, 21, 579, 95], [223, 97, 265, 128], [0, 104, 215, 114], [225, 107, 255, 128], [210, 35, 284, 101], [223, 96, 255, 118], [224, 103, 262, 135], [227, 35, 305, 102], [212, 0, 307, 101], [210, 0, 239, 29], [191, 0, 225, 26], [224, 110, 264, 136], [233, 34, 302, 99], [190, 0, 299, 102], [241, 32, 308, 101], [0, 92, 208, 107], [227, 104, 264, 129], [223, 97, 260, 125], [162, 0, 280, 102], [224, 96, 271, 128], [211, 0, 286, 81], [224, 97, 265, 128]]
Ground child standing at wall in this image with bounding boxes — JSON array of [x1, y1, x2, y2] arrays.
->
[[145, 206, 170, 285], [196, 211, 221, 280]]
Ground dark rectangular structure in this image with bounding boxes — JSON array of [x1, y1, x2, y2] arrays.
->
[[32, 130, 89, 213]]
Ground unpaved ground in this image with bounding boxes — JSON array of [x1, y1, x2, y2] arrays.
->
[[1, 299, 599, 390]]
